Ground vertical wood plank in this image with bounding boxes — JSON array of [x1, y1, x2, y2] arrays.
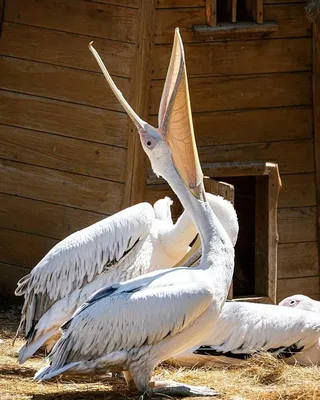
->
[[313, 22, 320, 295], [123, 0, 156, 207], [206, 0, 217, 27], [228, 0, 237, 23], [256, 0, 264, 24], [247, 0, 263, 24], [268, 165, 281, 303]]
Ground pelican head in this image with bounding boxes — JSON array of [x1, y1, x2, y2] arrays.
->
[[279, 294, 320, 313], [89, 28, 205, 202]]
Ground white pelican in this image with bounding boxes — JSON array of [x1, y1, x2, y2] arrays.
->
[[34, 29, 234, 397], [16, 191, 237, 364], [172, 300, 320, 367], [279, 294, 320, 313]]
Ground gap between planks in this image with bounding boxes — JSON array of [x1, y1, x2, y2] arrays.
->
[[0, 121, 127, 150], [0, 86, 130, 116], [0, 156, 126, 185], [0, 51, 132, 79], [0, 191, 108, 217]]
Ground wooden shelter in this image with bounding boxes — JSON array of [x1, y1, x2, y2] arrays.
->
[[0, 0, 318, 303]]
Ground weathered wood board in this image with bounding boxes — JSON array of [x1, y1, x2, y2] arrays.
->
[[0, 159, 124, 215], [150, 73, 312, 114], [278, 207, 318, 244], [0, 22, 134, 77], [278, 242, 319, 279], [153, 38, 311, 78], [0, 228, 58, 269], [0, 124, 126, 182], [0, 56, 131, 111], [5, 0, 138, 43], [279, 174, 317, 208], [0, 90, 129, 148], [277, 276, 320, 301], [149, 107, 312, 146], [198, 140, 315, 175], [0, 193, 104, 241]]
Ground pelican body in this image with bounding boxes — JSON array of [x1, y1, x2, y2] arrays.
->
[[172, 300, 320, 367], [34, 29, 234, 397], [17, 190, 237, 364]]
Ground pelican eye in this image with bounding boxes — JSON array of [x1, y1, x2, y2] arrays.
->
[[290, 300, 296, 305], [147, 141, 152, 146]]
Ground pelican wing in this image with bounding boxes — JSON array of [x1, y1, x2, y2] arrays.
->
[[16, 203, 155, 338], [38, 267, 212, 377], [187, 302, 320, 359]]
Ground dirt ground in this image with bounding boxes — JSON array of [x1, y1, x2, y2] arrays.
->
[[1, 303, 320, 400]]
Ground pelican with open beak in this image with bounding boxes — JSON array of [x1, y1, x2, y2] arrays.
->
[[34, 28, 234, 397]]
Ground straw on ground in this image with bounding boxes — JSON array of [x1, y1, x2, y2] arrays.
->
[[1, 305, 319, 400]]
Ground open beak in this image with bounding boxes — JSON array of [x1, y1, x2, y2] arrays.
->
[[158, 29, 205, 201], [89, 29, 204, 201], [89, 42, 146, 132]]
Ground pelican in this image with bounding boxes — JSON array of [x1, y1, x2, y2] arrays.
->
[[279, 294, 320, 313], [16, 190, 237, 364], [172, 299, 320, 367], [34, 29, 234, 397]]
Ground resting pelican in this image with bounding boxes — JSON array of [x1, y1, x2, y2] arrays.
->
[[172, 300, 320, 367], [279, 294, 320, 313], [34, 29, 234, 397], [16, 191, 237, 364]]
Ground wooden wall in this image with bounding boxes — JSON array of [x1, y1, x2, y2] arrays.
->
[[0, 0, 141, 297], [0, 0, 318, 303], [144, 0, 319, 301]]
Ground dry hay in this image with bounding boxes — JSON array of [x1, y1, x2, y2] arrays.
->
[[1, 305, 320, 400]]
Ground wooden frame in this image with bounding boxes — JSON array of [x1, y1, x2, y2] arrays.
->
[[199, 0, 277, 40], [313, 22, 320, 293], [202, 161, 282, 304], [206, 0, 263, 26]]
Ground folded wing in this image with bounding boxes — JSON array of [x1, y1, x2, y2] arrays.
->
[[16, 203, 155, 339]]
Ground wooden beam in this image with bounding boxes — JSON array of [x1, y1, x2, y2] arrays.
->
[[267, 165, 281, 303], [206, 0, 217, 27], [123, 0, 156, 208], [313, 22, 320, 292]]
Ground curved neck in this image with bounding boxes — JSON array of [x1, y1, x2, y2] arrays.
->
[[160, 165, 233, 269]]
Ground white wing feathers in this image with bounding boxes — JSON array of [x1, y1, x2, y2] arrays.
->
[[187, 302, 320, 358], [17, 203, 155, 338], [47, 269, 212, 370]]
